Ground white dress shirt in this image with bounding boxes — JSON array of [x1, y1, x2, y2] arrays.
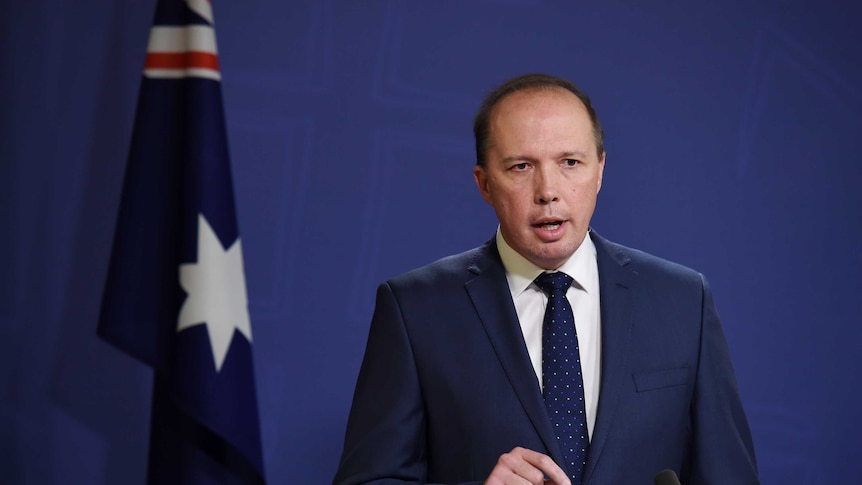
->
[[496, 229, 602, 440]]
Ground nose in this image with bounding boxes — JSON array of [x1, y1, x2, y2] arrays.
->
[[534, 165, 559, 205]]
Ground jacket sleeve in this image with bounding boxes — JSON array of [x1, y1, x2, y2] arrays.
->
[[332, 282, 483, 485], [683, 275, 759, 484]]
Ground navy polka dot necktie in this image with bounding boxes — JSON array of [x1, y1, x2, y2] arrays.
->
[[535, 271, 589, 485]]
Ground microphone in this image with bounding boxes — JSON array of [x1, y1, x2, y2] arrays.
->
[[654, 469, 681, 485]]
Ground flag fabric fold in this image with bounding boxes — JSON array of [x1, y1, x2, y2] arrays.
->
[[98, 1, 265, 483]]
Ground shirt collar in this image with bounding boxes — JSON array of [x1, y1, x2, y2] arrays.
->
[[496, 227, 597, 298]]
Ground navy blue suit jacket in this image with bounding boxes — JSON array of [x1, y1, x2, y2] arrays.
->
[[334, 231, 758, 484]]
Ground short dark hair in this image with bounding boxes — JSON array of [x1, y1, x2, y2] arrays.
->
[[473, 73, 604, 166]]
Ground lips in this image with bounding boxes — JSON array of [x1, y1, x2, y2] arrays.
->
[[531, 218, 568, 240], [535, 221, 563, 230], [532, 217, 566, 229]]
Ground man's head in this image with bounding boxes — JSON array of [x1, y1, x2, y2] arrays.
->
[[473, 73, 604, 167], [473, 74, 606, 270]]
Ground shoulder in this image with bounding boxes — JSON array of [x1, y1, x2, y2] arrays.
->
[[591, 230, 706, 289], [386, 240, 496, 290], [374, 240, 503, 315]]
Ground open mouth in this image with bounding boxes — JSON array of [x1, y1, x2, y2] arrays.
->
[[533, 220, 565, 231]]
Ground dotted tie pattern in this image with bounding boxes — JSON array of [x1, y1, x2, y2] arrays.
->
[[535, 271, 589, 485]]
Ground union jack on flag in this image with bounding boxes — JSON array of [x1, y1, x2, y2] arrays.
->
[[98, 0, 266, 483], [144, 0, 220, 80]]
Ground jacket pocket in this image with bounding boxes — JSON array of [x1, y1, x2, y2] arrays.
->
[[632, 367, 690, 392]]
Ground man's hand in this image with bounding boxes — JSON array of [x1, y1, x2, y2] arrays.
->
[[483, 447, 571, 485]]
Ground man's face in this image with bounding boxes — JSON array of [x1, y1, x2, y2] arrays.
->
[[474, 88, 605, 270]]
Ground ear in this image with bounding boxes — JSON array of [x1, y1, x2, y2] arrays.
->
[[473, 165, 493, 205], [596, 151, 606, 193]]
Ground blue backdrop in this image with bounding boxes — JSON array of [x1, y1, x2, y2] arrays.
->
[[1, 1, 860, 484]]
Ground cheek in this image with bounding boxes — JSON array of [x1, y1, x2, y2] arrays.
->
[[493, 197, 525, 226], [500, 191, 529, 213], [489, 184, 514, 207], [573, 177, 600, 196]]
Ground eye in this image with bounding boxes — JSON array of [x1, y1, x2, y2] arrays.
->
[[564, 159, 579, 167], [510, 162, 529, 171]]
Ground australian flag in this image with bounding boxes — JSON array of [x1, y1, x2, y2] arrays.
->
[[98, 0, 265, 483]]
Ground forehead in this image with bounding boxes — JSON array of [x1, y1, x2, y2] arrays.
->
[[488, 87, 594, 153], [492, 87, 588, 123]]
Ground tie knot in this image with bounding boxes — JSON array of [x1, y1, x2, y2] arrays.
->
[[534, 271, 574, 295]]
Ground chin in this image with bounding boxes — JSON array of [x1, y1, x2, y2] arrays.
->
[[533, 246, 576, 269], [528, 252, 568, 270]]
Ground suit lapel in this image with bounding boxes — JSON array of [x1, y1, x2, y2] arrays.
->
[[464, 242, 565, 467], [582, 232, 636, 483]]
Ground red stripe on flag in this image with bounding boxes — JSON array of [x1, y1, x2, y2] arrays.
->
[[145, 52, 220, 71]]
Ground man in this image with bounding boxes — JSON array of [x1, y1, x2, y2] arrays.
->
[[333, 74, 758, 485]]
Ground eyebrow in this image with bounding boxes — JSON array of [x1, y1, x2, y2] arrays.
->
[[501, 151, 589, 164], [558, 150, 589, 159], [501, 155, 535, 164]]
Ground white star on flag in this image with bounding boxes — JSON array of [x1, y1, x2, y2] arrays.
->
[[177, 213, 252, 372]]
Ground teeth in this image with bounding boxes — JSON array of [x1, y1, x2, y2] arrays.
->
[[539, 222, 562, 229]]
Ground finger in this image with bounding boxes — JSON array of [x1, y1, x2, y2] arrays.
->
[[483, 465, 533, 485], [515, 449, 570, 485], [496, 450, 545, 484], [486, 448, 546, 485]]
